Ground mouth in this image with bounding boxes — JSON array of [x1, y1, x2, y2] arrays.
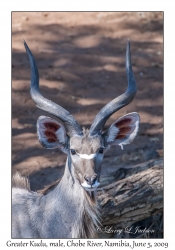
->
[[81, 180, 100, 191]]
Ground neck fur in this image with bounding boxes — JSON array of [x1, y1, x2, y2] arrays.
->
[[42, 156, 100, 238]]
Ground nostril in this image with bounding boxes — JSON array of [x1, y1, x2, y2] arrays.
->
[[91, 176, 97, 185], [84, 176, 90, 184], [84, 175, 97, 186]]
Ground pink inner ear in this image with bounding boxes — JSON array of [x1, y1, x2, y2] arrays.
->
[[115, 118, 132, 128], [115, 126, 132, 139], [43, 122, 60, 132], [115, 117, 135, 140], [43, 122, 60, 143], [44, 130, 57, 143], [116, 134, 126, 139], [47, 138, 57, 143]]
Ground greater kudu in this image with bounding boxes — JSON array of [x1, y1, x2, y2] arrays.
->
[[12, 40, 140, 238]]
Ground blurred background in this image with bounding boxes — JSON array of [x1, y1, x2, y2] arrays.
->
[[12, 12, 163, 238]]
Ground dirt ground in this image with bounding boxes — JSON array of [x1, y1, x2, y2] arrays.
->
[[12, 12, 163, 193]]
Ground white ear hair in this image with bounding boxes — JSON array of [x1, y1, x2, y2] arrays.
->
[[107, 126, 119, 143], [37, 116, 67, 149], [106, 112, 140, 150]]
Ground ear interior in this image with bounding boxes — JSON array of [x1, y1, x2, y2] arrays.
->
[[106, 112, 140, 149], [37, 116, 67, 149]]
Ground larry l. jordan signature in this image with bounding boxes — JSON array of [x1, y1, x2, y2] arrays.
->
[[96, 226, 155, 235]]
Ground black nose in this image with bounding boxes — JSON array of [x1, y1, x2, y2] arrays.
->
[[84, 175, 97, 186]]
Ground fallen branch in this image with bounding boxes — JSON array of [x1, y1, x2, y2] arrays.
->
[[97, 158, 163, 228]]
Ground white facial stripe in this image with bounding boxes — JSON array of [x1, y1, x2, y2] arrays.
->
[[77, 153, 96, 159]]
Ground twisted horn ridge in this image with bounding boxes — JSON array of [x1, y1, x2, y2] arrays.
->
[[89, 40, 137, 136], [24, 41, 83, 137]]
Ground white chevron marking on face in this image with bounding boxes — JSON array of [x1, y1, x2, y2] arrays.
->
[[77, 153, 96, 159]]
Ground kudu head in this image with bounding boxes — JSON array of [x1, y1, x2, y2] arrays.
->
[[24, 40, 139, 192]]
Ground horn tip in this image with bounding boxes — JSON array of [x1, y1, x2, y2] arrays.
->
[[127, 39, 130, 49], [23, 39, 27, 47], [23, 40, 30, 53], [23, 40, 28, 50]]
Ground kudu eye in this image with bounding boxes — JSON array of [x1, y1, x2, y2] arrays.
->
[[70, 149, 76, 155], [98, 148, 104, 154]]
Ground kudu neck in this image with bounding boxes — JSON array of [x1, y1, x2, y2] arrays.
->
[[47, 155, 84, 199], [40, 155, 99, 238]]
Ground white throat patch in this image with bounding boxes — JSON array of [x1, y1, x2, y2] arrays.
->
[[77, 153, 96, 159]]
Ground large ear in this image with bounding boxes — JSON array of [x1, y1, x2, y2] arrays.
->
[[37, 116, 67, 150], [105, 112, 140, 150]]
